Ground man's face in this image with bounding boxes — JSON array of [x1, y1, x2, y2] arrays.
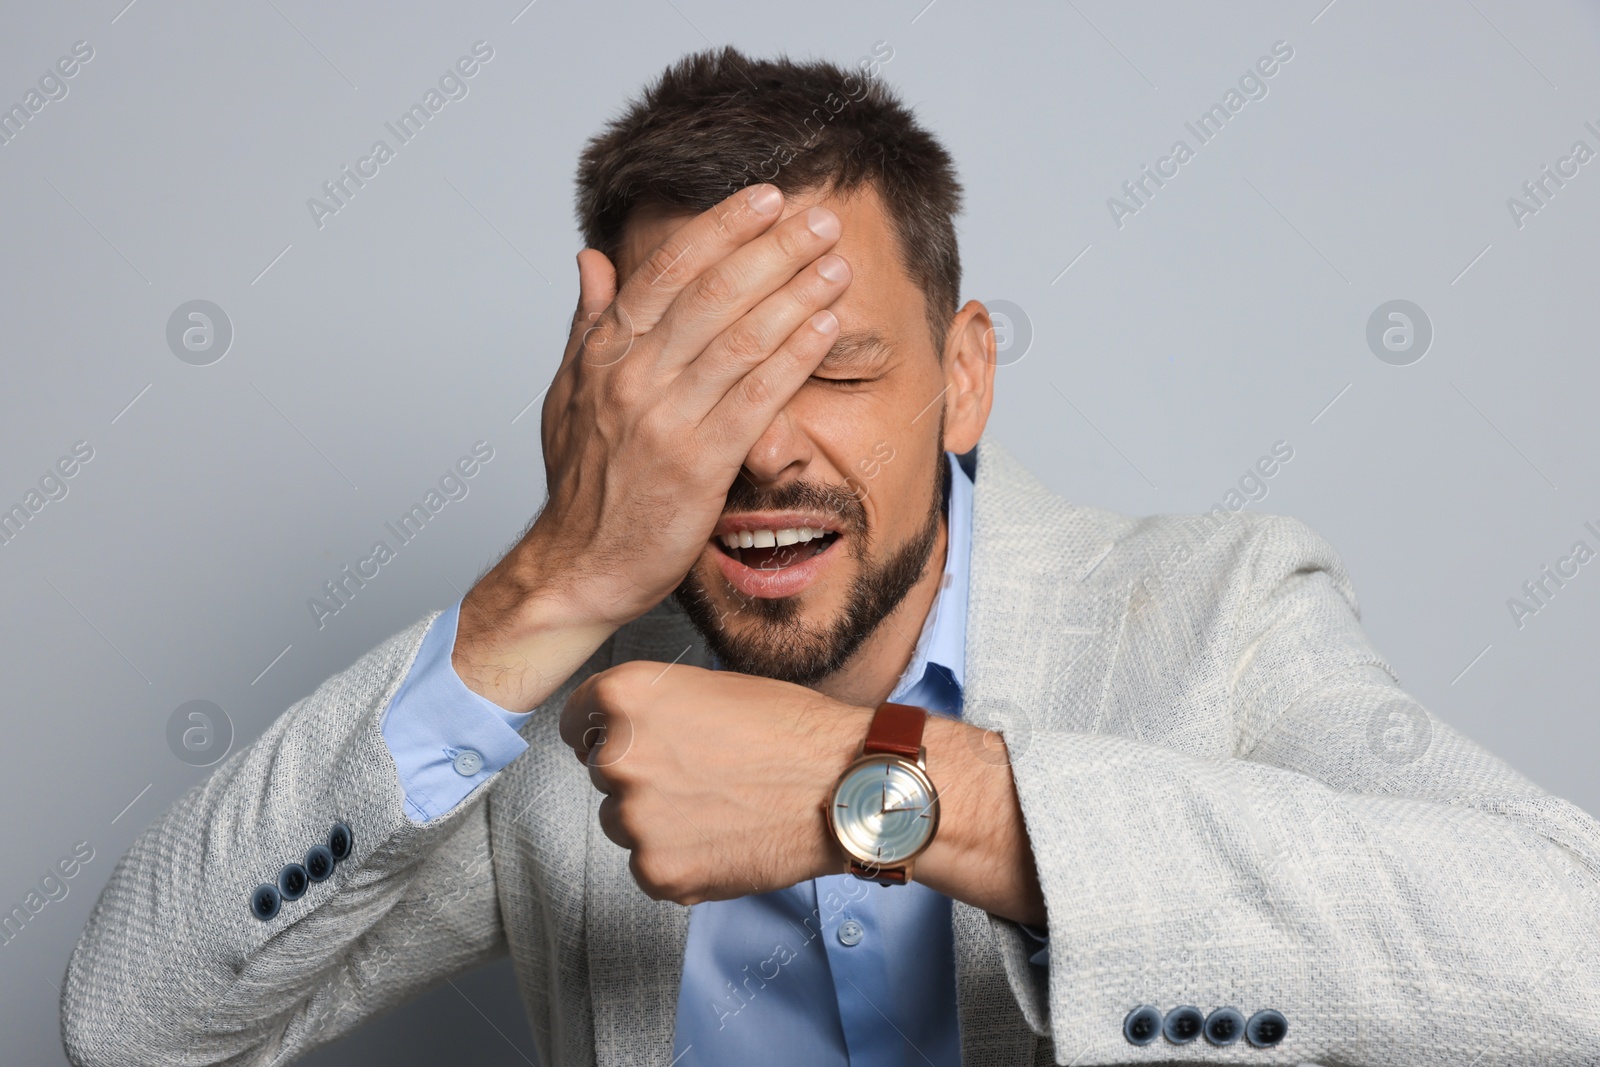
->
[[614, 184, 953, 686]]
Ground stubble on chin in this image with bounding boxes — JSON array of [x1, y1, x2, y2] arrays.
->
[[670, 449, 947, 687]]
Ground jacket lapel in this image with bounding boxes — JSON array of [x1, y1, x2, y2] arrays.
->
[[584, 600, 709, 1067], [952, 435, 1132, 1063], [961, 434, 1131, 739]]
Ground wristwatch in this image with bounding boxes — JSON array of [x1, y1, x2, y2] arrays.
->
[[826, 701, 940, 885]]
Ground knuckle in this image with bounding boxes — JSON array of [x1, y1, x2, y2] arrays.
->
[[739, 371, 774, 408], [636, 404, 678, 444], [692, 266, 739, 311], [720, 322, 769, 366], [645, 242, 693, 289], [590, 669, 626, 706], [629, 852, 670, 900], [782, 280, 826, 324], [639, 408, 689, 455], [614, 659, 656, 687], [598, 364, 638, 406], [632, 853, 693, 903], [582, 706, 612, 748], [600, 801, 636, 850], [771, 223, 809, 261]]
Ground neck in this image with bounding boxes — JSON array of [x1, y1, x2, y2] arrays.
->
[[810, 512, 949, 710]]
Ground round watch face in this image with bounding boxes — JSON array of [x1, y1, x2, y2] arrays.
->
[[831, 757, 938, 866]]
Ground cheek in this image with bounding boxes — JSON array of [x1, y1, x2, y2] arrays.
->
[[851, 448, 938, 554]]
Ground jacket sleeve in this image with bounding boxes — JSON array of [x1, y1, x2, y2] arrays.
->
[[997, 514, 1600, 1064], [60, 611, 609, 1067]]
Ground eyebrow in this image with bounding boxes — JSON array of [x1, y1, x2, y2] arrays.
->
[[820, 330, 894, 372]]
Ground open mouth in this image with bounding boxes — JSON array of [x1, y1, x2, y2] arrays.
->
[[714, 526, 842, 571]]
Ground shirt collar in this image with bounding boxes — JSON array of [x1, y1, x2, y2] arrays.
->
[[892, 450, 972, 699]]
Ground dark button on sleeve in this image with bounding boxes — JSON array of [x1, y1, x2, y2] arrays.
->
[[1246, 1008, 1288, 1047], [305, 844, 334, 883], [327, 821, 353, 863], [1122, 1004, 1162, 1046], [1204, 1006, 1244, 1046], [277, 863, 309, 901], [250, 883, 281, 921], [1163, 1004, 1203, 1044]]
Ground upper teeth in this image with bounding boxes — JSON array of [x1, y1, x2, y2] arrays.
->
[[720, 527, 829, 549]]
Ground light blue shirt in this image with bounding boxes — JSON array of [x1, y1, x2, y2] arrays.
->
[[380, 452, 990, 1065]]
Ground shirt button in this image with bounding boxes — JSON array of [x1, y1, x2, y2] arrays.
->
[[452, 749, 484, 776], [837, 919, 864, 947]]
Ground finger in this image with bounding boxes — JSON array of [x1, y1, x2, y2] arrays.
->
[[559, 676, 601, 757], [610, 184, 788, 334], [586, 747, 613, 795], [648, 205, 843, 376], [576, 248, 617, 322], [699, 307, 840, 459], [666, 251, 851, 420], [598, 795, 634, 849], [558, 249, 623, 373]]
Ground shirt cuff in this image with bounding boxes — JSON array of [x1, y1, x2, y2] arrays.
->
[[380, 599, 534, 823]]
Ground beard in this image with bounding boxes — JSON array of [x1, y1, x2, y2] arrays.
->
[[672, 435, 949, 687]]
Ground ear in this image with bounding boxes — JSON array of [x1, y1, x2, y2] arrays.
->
[[939, 300, 998, 454]]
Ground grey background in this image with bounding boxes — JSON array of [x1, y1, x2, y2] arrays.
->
[[3, 0, 1597, 1063]]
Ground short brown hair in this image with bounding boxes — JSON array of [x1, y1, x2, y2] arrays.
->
[[575, 46, 965, 356]]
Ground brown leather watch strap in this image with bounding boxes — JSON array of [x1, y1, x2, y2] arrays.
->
[[848, 860, 907, 884], [863, 702, 926, 760]]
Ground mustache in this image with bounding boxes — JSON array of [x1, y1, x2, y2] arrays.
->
[[720, 475, 868, 534]]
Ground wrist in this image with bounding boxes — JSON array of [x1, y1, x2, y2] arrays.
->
[[452, 544, 617, 714], [806, 699, 876, 879], [914, 714, 1046, 926]]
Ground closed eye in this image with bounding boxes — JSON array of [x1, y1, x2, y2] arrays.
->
[[816, 330, 893, 383]]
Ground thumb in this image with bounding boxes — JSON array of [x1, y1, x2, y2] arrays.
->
[[573, 248, 618, 328], [559, 248, 622, 372]]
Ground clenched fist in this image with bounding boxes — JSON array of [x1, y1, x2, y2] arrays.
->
[[559, 660, 872, 903]]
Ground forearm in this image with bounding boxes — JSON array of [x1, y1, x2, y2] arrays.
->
[[912, 715, 1046, 927], [453, 535, 620, 714], [1010, 725, 1600, 1062]]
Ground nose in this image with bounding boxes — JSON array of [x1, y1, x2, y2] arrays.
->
[[740, 405, 813, 485]]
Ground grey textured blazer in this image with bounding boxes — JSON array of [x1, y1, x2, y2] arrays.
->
[[62, 436, 1600, 1065]]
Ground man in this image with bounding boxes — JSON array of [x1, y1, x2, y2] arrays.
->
[[62, 46, 1600, 1067]]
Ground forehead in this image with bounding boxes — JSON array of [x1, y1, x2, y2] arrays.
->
[[615, 183, 928, 352]]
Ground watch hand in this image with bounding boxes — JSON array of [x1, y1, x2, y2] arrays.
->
[[882, 796, 934, 814]]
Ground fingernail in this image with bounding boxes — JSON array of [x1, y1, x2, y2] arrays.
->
[[806, 207, 841, 239], [816, 254, 849, 282], [746, 184, 782, 213], [810, 309, 838, 333]]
